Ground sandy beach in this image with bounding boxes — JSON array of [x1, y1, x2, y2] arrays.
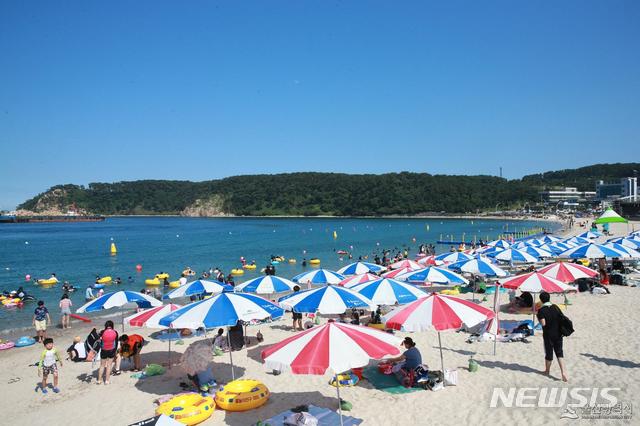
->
[[1, 221, 638, 425]]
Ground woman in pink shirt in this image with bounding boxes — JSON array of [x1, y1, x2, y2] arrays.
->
[[59, 294, 72, 329], [97, 320, 119, 385]]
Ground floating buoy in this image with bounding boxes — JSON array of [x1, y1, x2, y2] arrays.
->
[[25, 274, 31, 281], [110, 242, 117, 255], [136, 264, 143, 272], [333, 231, 338, 239]]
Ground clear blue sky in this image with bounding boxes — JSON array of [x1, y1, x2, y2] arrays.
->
[[1, 1, 639, 209]]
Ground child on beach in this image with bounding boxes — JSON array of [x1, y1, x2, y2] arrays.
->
[[37, 338, 62, 394], [59, 294, 72, 329], [33, 301, 51, 343]]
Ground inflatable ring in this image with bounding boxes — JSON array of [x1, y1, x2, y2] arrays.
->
[[96, 276, 112, 284], [156, 393, 215, 425], [155, 273, 170, 280], [169, 280, 181, 288], [15, 336, 36, 347], [231, 269, 244, 276], [329, 372, 359, 387], [271, 261, 280, 265], [145, 278, 161, 286], [182, 269, 196, 276], [37, 278, 58, 285], [367, 323, 385, 330], [93, 284, 105, 289], [215, 379, 270, 412], [288, 259, 296, 264], [440, 289, 460, 296], [243, 264, 256, 270], [0, 341, 15, 350]]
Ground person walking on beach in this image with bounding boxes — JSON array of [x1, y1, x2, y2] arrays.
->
[[291, 285, 303, 331], [33, 300, 51, 343], [59, 294, 72, 329], [537, 291, 569, 382], [37, 337, 62, 394], [97, 320, 119, 385]]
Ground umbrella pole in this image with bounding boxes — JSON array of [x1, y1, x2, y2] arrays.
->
[[227, 327, 235, 380], [438, 332, 445, 387], [335, 375, 344, 426], [121, 307, 124, 333], [493, 283, 499, 356], [168, 337, 171, 369], [531, 294, 536, 336]]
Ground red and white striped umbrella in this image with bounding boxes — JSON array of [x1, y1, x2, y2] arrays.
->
[[338, 273, 379, 288], [382, 293, 495, 332], [389, 259, 422, 270], [499, 272, 576, 293], [261, 321, 401, 374], [382, 266, 416, 279], [416, 255, 443, 266], [125, 304, 182, 329], [536, 262, 598, 283]]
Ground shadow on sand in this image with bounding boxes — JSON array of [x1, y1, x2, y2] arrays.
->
[[581, 353, 640, 369]]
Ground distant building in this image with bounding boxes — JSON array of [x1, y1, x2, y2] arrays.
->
[[596, 177, 638, 200], [539, 187, 596, 204]]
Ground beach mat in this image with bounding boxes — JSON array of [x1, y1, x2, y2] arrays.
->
[[258, 404, 363, 426], [362, 366, 421, 394]]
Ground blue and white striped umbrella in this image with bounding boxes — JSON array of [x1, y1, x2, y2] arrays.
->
[[487, 239, 511, 249], [537, 235, 561, 244], [336, 261, 386, 276], [351, 278, 427, 305], [397, 267, 468, 285], [434, 252, 473, 263], [523, 246, 554, 258], [603, 243, 640, 258], [162, 280, 233, 300], [235, 275, 298, 294], [490, 248, 539, 263], [158, 292, 284, 329], [564, 236, 591, 246], [448, 258, 509, 277], [578, 231, 602, 239], [511, 241, 533, 250], [292, 269, 345, 285], [278, 285, 374, 314], [607, 237, 640, 249], [477, 246, 505, 256], [559, 243, 625, 259], [77, 291, 162, 313]]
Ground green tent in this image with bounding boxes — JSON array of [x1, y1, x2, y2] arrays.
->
[[594, 207, 628, 224]]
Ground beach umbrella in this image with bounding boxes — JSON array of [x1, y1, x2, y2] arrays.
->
[[603, 243, 640, 258], [487, 239, 511, 249], [608, 237, 640, 250], [537, 262, 598, 283], [235, 275, 297, 294], [336, 261, 386, 276], [558, 243, 626, 259], [125, 304, 182, 367], [77, 291, 162, 331], [278, 285, 374, 315], [398, 266, 468, 285], [158, 292, 284, 379], [499, 272, 576, 333], [129, 414, 183, 426], [162, 279, 233, 300], [180, 339, 215, 375], [448, 258, 509, 277], [389, 259, 422, 270], [522, 246, 554, 258], [261, 321, 401, 425], [564, 236, 591, 246], [434, 252, 473, 264], [351, 278, 428, 305], [490, 248, 539, 263], [594, 207, 628, 224], [339, 273, 379, 288], [416, 255, 443, 266], [382, 266, 418, 279], [536, 235, 561, 244], [476, 246, 506, 256], [537, 244, 565, 256], [578, 231, 602, 239], [292, 269, 345, 286], [382, 294, 495, 380], [511, 241, 532, 250]]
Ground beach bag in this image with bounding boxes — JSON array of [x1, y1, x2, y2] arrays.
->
[[554, 305, 574, 337], [444, 369, 458, 386], [284, 412, 318, 426]]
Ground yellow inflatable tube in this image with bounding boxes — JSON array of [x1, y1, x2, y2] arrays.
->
[[156, 393, 215, 425], [96, 276, 112, 284], [231, 269, 244, 276], [309, 258, 321, 265], [169, 280, 181, 288], [37, 278, 58, 285], [243, 264, 256, 270], [288, 259, 296, 264], [440, 289, 460, 296], [155, 273, 170, 280], [182, 269, 196, 276], [215, 379, 270, 412], [145, 278, 161, 286]]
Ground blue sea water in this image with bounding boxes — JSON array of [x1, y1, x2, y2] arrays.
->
[[0, 217, 556, 330]]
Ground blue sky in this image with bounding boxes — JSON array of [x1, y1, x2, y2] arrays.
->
[[1, 1, 639, 209]]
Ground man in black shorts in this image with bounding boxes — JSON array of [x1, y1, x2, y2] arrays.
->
[[291, 285, 303, 331], [536, 292, 568, 382]]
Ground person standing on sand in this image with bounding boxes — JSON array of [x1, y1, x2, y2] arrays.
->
[[59, 294, 72, 329], [33, 300, 51, 343], [97, 320, 119, 385], [537, 291, 569, 382]]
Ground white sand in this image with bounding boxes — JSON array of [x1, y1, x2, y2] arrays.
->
[[1, 221, 638, 425]]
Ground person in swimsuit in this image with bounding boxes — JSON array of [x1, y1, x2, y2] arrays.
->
[[97, 320, 119, 385], [59, 294, 72, 329]]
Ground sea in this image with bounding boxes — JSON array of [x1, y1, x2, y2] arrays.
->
[[0, 216, 557, 331]]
